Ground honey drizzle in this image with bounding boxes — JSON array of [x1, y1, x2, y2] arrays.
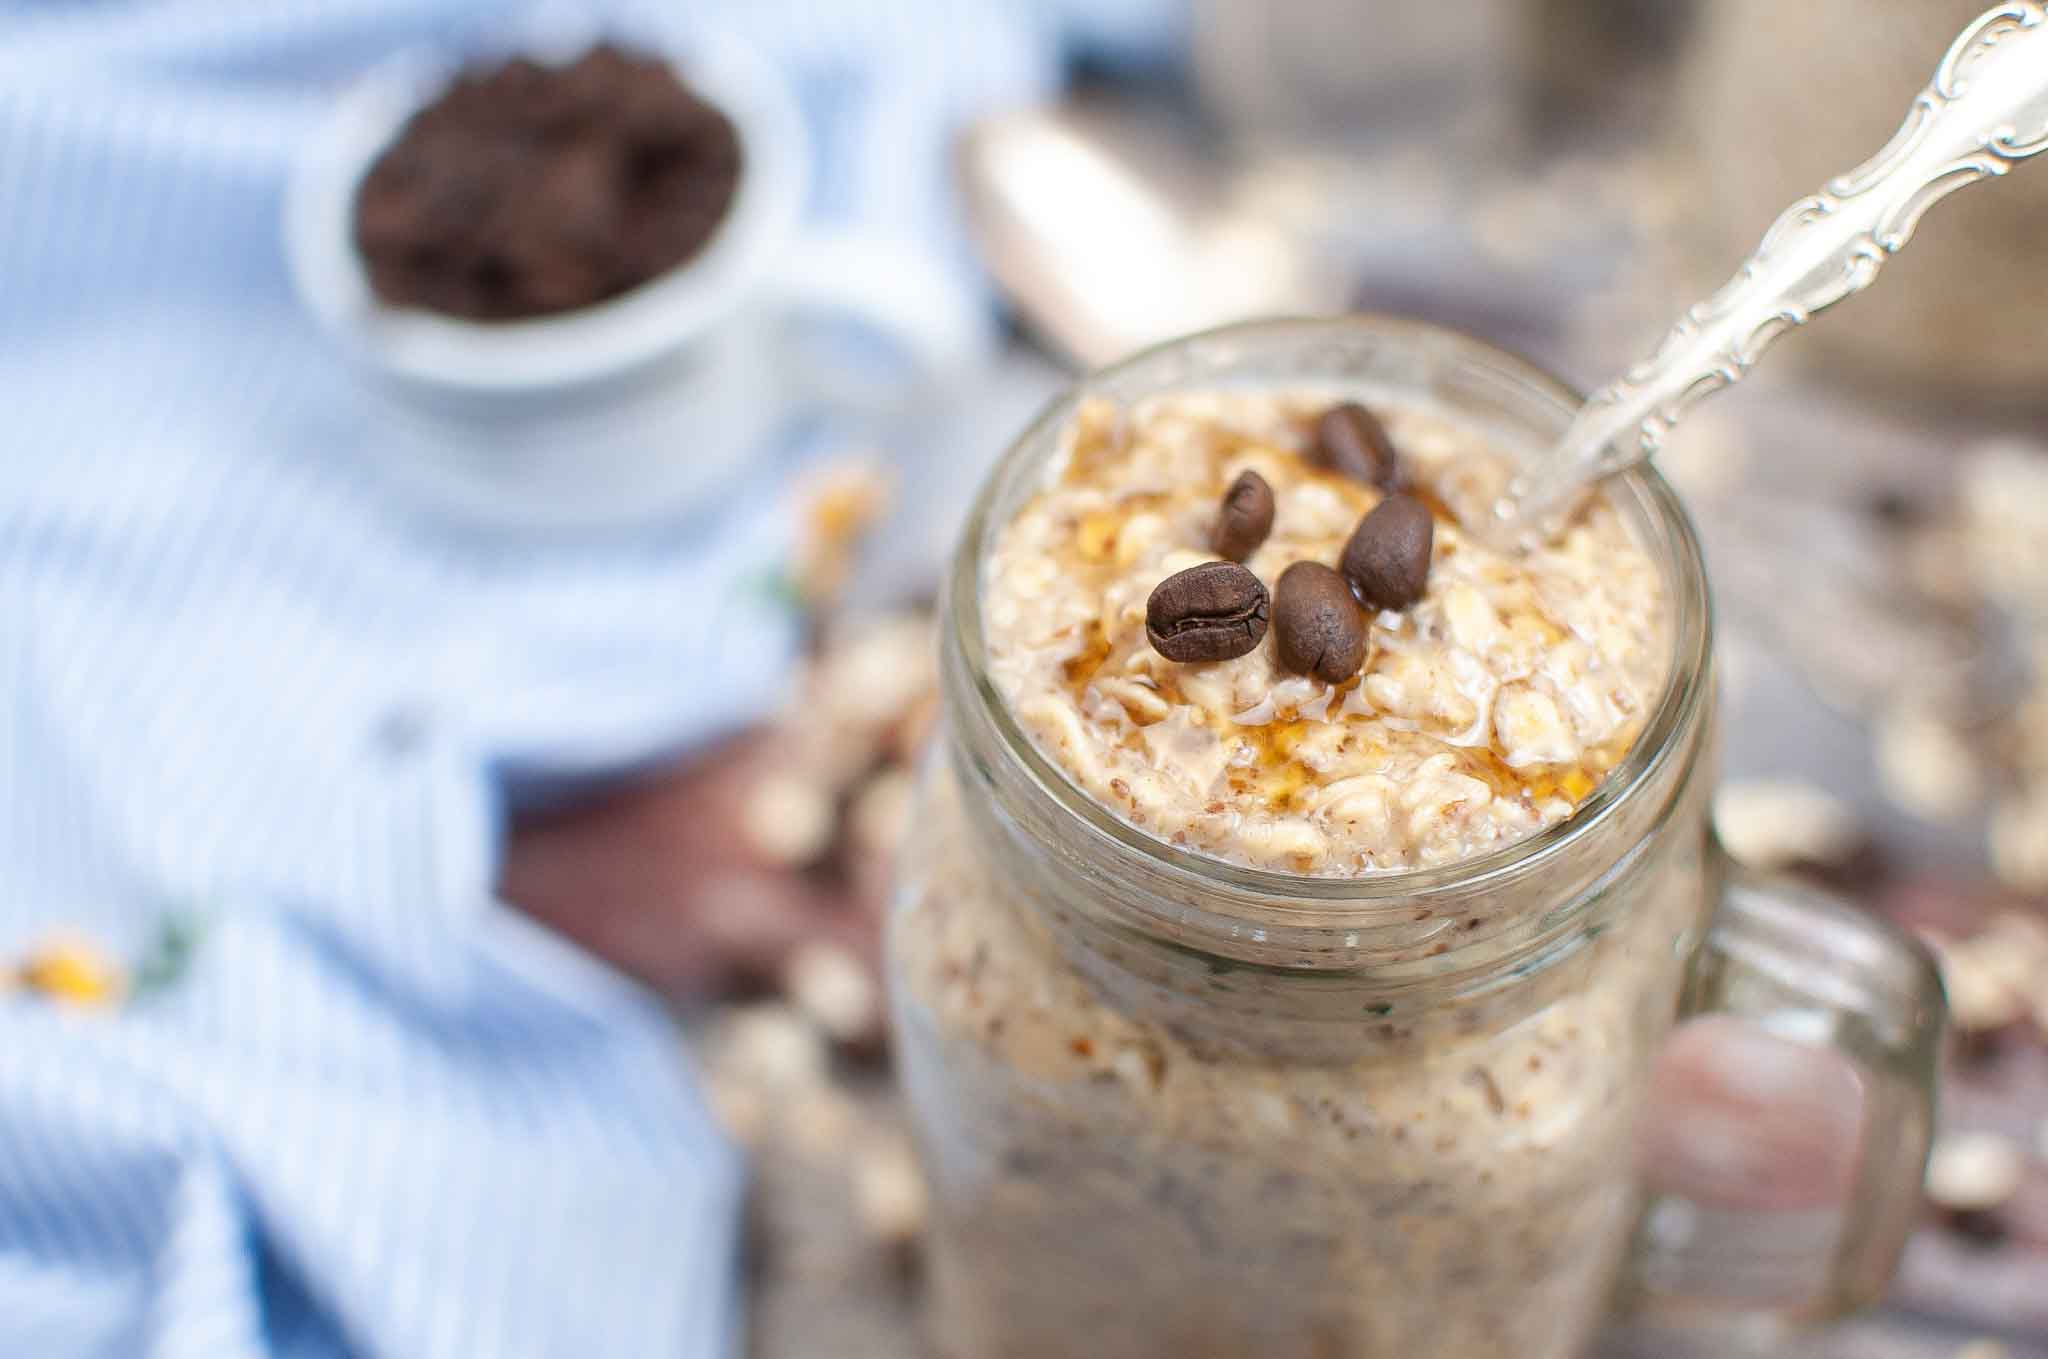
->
[[1061, 620, 1113, 687], [1215, 703, 1636, 816], [1059, 398, 1124, 486], [1455, 745, 1618, 808], [1043, 398, 1635, 819]]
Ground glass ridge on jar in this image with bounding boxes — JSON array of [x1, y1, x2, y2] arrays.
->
[[885, 317, 1942, 1359]]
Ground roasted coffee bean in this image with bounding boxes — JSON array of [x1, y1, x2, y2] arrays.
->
[[1272, 561, 1368, 683], [1146, 562, 1270, 663], [1340, 493, 1434, 611], [1313, 403, 1401, 490], [1211, 470, 1276, 562]]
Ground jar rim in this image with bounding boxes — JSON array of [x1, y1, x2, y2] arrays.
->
[[943, 314, 1715, 925]]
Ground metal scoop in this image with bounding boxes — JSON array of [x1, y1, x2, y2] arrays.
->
[[1500, 2, 2048, 534]]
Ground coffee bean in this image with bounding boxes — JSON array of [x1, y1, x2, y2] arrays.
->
[[1313, 403, 1401, 490], [1211, 470, 1275, 562], [1146, 562, 1269, 663], [1340, 493, 1434, 612], [1273, 561, 1368, 684]]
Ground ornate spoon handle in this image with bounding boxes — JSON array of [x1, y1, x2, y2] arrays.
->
[[1505, 3, 2048, 527]]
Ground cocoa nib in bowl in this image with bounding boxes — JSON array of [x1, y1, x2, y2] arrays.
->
[[352, 44, 742, 321]]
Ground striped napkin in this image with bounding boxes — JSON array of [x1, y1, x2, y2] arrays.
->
[[0, 2, 1062, 1355]]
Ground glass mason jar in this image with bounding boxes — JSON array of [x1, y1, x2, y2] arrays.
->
[[887, 317, 1945, 1359]]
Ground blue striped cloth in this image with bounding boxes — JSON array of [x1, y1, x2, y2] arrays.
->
[[0, 3, 1070, 1356]]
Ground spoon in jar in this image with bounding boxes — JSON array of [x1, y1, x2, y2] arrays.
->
[[1496, 2, 2048, 537]]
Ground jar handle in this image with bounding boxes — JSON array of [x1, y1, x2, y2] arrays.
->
[[1616, 863, 1945, 1339]]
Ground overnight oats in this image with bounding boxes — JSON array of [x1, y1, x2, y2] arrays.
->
[[886, 320, 1943, 1359], [980, 392, 1667, 873]]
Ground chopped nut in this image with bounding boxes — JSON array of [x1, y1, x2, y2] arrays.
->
[[785, 942, 879, 1046], [740, 771, 837, 867], [712, 1005, 827, 1089], [853, 1137, 929, 1247], [1712, 780, 1862, 874], [1936, 914, 2048, 1036], [1989, 788, 2048, 893], [1925, 1130, 2025, 1212], [1937, 938, 2027, 1034], [1874, 704, 1981, 823], [817, 615, 937, 733]]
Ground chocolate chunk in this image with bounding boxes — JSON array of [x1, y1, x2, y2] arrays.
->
[[1211, 470, 1276, 562], [1340, 493, 1434, 612], [1313, 403, 1401, 490], [352, 43, 742, 320], [1146, 562, 1270, 663], [1273, 561, 1368, 683]]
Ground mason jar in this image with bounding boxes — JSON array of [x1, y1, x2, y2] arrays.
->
[[887, 317, 1945, 1359]]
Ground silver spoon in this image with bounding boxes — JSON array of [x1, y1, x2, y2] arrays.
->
[[1502, 2, 2048, 533]]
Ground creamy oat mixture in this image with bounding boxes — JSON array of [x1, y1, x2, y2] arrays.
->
[[982, 390, 1671, 873], [890, 386, 1706, 1359], [894, 760, 1710, 1359]]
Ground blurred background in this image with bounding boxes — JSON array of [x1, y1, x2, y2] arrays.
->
[[3, 2, 2047, 1357]]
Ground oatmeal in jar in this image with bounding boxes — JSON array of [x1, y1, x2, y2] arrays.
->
[[890, 344, 1712, 1359], [983, 389, 1669, 874]]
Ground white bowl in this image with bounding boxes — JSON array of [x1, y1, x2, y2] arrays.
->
[[284, 16, 826, 530], [287, 17, 806, 399]]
